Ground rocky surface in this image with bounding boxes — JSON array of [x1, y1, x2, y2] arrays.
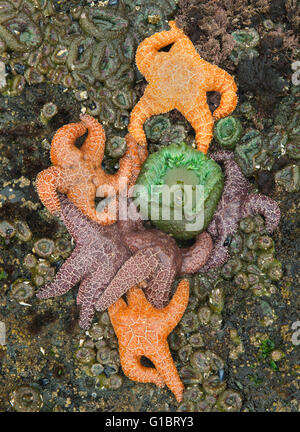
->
[[0, 0, 299, 412]]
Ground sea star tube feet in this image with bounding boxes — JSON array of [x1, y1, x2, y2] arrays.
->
[[108, 279, 190, 402], [128, 21, 238, 154]]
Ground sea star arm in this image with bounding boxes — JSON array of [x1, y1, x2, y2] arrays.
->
[[124, 284, 185, 402], [207, 217, 218, 238], [96, 134, 140, 198], [117, 133, 143, 190], [144, 265, 177, 309], [76, 280, 86, 306], [77, 263, 120, 328], [204, 65, 238, 120], [126, 134, 147, 187], [108, 289, 165, 388], [149, 342, 184, 403], [36, 249, 83, 299], [36, 166, 68, 215], [125, 285, 149, 309], [95, 248, 161, 311], [135, 20, 183, 80], [58, 194, 100, 245], [210, 150, 234, 163], [67, 181, 100, 224], [242, 193, 280, 233], [199, 240, 230, 272], [161, 279, 190, 333], [128, 89, 164, 146], [118, 202, 145, 250], [95, 198, 119, 225], [94, 136, 139, 225], [179, 99, 214, 154], [50, 121, 86, 167], [77, 275, 101, 329], [179, 232, 213, 275], [108, 285, 186, 402], [97, 157, 132, 194], [118, 349, 165, 388], [79, 114, 106, 166], [107, 296, 127, 317]]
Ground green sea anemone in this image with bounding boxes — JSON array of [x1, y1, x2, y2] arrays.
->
[[231, 29, 260, 49], [214, 116, 243, 149], [134, 142, 224, 240]]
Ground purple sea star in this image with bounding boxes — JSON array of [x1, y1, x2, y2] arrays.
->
[[36, 194, 131, 329], [95, 202, 213, 312], [37, 195, 213, 328], [200, 150, 281, 271]]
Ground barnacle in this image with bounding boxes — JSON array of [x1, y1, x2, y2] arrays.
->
[[134, 142, 224, 240]]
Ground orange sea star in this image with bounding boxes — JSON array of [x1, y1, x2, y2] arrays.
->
[[128, 21, 238, 154], [108, 279, 190, 402], [36, 115, 140, 225]]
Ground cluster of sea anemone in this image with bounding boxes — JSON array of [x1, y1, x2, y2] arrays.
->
[[0, 0, 176, 136], [1, 1, 291, 412]]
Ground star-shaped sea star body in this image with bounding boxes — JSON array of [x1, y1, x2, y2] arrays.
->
[[36, 196, 212, 328], [128, 21, 238, 154], [95, 202, 212, 311], [108, 280, 189, 402], [36, 194, 132, 329], [36, 115, 140, 225], [200, 151, 281, 271]]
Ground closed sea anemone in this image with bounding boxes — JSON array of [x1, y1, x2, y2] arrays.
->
[[214, 116, 243, 150], [134, 142, 224, 240]]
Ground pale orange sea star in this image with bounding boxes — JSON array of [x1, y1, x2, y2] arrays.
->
[[36, 115, 141, 225], [129, 21, 238, 154], [108, 279, 190, 402]]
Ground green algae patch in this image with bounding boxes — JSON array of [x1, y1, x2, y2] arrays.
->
[[134, 142, 224, 240]]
